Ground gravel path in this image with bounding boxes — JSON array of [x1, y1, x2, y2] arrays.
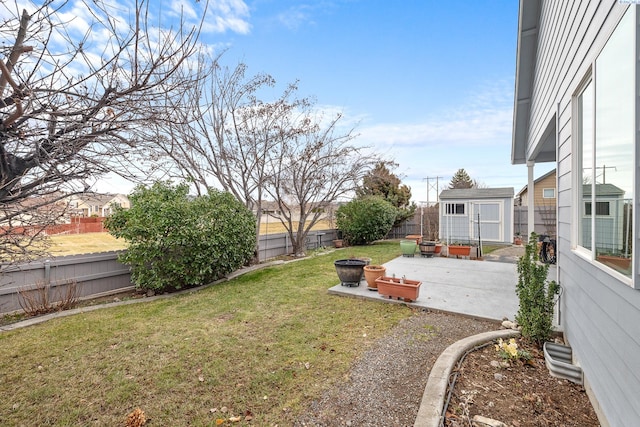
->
[[294, 311, 498, 427]]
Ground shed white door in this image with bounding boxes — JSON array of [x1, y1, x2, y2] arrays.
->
[[470, 201, 502, 242]]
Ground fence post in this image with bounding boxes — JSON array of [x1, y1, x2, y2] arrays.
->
[[44, 259, 51, 285]]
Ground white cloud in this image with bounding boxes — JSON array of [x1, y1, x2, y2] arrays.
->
[[359, 82, 514, 149], [325, 80, 527, 200], [276, 5, 315, 30], [201, 0, 251, 34]]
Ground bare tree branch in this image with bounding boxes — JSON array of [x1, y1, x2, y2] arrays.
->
[[0, 0, 206, 263]]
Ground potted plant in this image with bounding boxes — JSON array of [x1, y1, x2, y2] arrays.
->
[[375, 275, 422, 302], [363, 264, 386, 289], [514, 233, 523, 245], [333, 239, 344, 248], [434, 242, 443, 255], [399, 239, 417, 257], [334, 259, 367, 287], [418, 241, 437, 257]]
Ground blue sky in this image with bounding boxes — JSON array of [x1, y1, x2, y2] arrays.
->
[[97, 0, 555, 201]]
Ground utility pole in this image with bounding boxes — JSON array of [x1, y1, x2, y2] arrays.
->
[[595, 165, 616, 184], [423, 176, 444, 240], [423, 176, 444, 207]]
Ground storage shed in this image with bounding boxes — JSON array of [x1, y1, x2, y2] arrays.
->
[[439, 188, 514, 245]]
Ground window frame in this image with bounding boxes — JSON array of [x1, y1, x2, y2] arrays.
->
[[444, 202, 465, 216], [572, 6, 636, 286], [542, 188, 555, 199]]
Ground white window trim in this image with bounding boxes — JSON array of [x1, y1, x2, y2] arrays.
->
[[570, 7, 636, 288], [444, 202, 466, 216], [542, 188, 555, 198]]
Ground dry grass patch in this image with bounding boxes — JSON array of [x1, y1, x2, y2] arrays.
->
[[48, 232, 128, 256], [46, 220, 333, 256], [0, 242, 410, 425]]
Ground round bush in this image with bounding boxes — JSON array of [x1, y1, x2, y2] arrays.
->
[[105, 182, 256, 292], [335, 196, 396, 245]]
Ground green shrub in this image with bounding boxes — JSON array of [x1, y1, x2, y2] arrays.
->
[[105, 182, 256, 292], [335, 196, 396, 245], [515, 233, 560, 347]]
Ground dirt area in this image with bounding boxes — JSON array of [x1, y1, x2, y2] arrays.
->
[[294, 311, 600, 427], [444, 336, 600, 427]]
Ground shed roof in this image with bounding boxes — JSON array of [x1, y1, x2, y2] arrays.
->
[[440, 187, 515, 200], [583, 183, 626, 197]]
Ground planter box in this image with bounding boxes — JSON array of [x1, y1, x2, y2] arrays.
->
[[405, 234, 422, 244], [448, 245, 471, 258], [375, 276, 421, 302], [596, 254, 631, 273]]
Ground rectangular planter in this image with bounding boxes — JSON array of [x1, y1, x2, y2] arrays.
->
[[596, 254, 631, 273], [375, 276, 421, 302], [448, 245, 471, 258]]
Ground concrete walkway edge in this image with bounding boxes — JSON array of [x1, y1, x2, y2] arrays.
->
[[414, 328, 521, 427]]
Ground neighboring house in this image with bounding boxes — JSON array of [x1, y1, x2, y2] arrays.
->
[[514, 168, 556, 236], [512, 1, 638, 425], [0, 192, 69, 227], [438, 188, 514, 245], [68, 193, 130, 217]]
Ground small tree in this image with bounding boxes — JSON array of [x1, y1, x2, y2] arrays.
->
[[515, 233, 560, 347], [267, 111, 377, 256], [357, 162, 416, 226], [335, 196, 396, 245], [105, 182, 256, 293]]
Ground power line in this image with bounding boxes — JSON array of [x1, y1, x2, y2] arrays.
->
[[423, 176, 444, 206]]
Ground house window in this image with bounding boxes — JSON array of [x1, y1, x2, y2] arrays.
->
[[542, 188, 555, 198], [577, 8, 634, 278], [445, 203, 465, 215]]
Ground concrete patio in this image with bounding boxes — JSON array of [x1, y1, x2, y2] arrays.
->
[[328, 250, 556, 322]]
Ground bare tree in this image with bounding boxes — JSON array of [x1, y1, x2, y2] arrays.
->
[[144, 58, 312, 260], [146, 56, 380, 258], [0, 1, 204, 262], [267, 112, 378, 256]]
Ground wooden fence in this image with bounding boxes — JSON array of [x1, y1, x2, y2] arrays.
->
[[0, 229, 338, 315]]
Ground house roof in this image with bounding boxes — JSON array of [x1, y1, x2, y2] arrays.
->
[[515, 168, 556, 198], [71, 192, 126, 207], [439, 187, 514, 200]]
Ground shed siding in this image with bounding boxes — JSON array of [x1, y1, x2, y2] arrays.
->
[[525, 1, 639, 425]]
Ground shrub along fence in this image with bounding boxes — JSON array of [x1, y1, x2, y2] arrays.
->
[[0, 230, 337, 315]]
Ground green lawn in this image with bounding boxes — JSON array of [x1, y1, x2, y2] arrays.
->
[[0, 241, 416, 426]]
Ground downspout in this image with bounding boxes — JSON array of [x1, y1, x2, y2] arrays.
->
[[556, 102, 561, 325]]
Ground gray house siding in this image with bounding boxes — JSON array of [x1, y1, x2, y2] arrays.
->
[[515, 1, 639, 426]]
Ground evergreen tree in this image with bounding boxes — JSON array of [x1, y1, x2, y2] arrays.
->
[[449, 168, 474, 189], [357, 162, 416, 226]]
